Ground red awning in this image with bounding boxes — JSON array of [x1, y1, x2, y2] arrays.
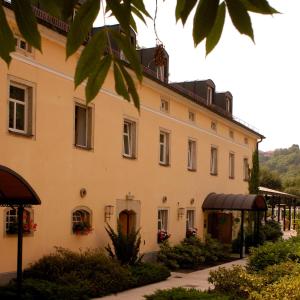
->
[[0, 165, 41, 206]]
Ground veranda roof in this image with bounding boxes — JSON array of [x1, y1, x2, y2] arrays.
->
[[202, 193, 267, 211], [0, 165, 41, 206]]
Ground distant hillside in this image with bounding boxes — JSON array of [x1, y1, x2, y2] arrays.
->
[[259, 144, 300, 196]]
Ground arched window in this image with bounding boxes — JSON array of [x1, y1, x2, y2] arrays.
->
[[5, 208, 36, 235], [72, 208, 92, 235]]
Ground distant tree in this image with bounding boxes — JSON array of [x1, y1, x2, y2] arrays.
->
[[259, 167, 282, 191], [249, 149, 259, 194], [0, 0, 279, 108]]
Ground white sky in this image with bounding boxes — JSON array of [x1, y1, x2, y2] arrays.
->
[[96, 0, 300, 151]]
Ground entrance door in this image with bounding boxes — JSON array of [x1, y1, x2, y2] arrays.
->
[[119, 210, 136, 235], [207, 212, 232, 243]]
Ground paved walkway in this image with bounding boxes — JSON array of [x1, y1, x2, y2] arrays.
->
[[94, 258, 247, 300]]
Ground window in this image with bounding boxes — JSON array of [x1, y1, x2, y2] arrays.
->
[[159, 131, 170, 165], [226, 97, 231, 112], [210, 146, 218, 175], [72, 208, 92, 235], [188, 139, 197, 171], [123, 119, 136, 158], [15, 37, 32, 54], [229, 130, 234, 139], [188, 111, 195, 122], [74, 103, 93, 149], [158, 209, 168, 231], [229, 152, 235, 179], [211, 121, 217, 131], [160, 98, 169, 113], [186, 209, 196, 237], [207, 86, 213, 105], [9, 82, 33, 134], [244, 137, 249, 145], [157, 66, 165, 81], [243, 158, 249, 181], [5, 208, 36, 235]]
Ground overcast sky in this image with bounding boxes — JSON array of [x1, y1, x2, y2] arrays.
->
[[97, 0, 300, 151]]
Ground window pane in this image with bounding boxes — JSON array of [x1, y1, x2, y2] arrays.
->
[[75, 106, 87, 147], [15, 103, 25, 130], [10, 85, 25, 102], [124, 135, 130, 155], [9, 101, 14, 129]]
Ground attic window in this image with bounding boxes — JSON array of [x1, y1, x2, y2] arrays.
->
[[244, 137, 248, 145], [16, 37, 32, 54], [226, 97, 231, 112], [157, 66, 164, 81], [207, 86, 213, 105], [211, 121, 217, 131], [188, 111, 195, 122], [160, 98, 169, 113], [229, 130, 234, 139]]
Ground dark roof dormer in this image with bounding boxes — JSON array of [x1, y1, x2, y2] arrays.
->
[[138, 45, 169, 83], [170, 79, 215, 105], [92, 24, 137, 57], [215, 91, 233, 116]]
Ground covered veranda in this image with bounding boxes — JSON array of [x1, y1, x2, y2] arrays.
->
[[259, 186, 300, 231], [202, 193, 267, 258], [0, 165, 41, 294]]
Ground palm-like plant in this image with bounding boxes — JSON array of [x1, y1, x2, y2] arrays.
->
[[105, 222, 143, 265]]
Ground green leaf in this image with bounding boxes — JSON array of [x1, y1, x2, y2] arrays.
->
[[226, 0, 254, 41], [131, 0, 151, 19], [206, 2, 225, 55], [132, 6, 146, 25], [66, 0, 100, 58], [193, 0, 220, 46], [75, 30, 107, 88], [118, 63, 140, 111], [177, 0, 197, 25], [241, 0, 279, 15], [175, 0, 185, 21], [130, 14, 138, 32], [86, 55, 112, 104], [113, 62, 130, 101], [0, 3, 15, 64], [110, 30, 142, 82], [106, 0, 131, 35], [12, 0, 41, 50]]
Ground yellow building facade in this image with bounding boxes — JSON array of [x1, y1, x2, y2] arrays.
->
[[0, 5, 263, 280]]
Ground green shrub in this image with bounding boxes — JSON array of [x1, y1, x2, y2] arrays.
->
[[260, 261, 300, 284], [157, 236, 230, 270], [105, 222, 143, 265], [250, 274, 300, 300], [247, 237, 300, 271], [208, 265, 265, 299], [144, 287, 230, 300], [130, 263, 170, 287], [261, 220, 283, 242], [0, 279, 89, 300]]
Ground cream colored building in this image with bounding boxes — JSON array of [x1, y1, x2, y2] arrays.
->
[[0, 4, 263, 280]]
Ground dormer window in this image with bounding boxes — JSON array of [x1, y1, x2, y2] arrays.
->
[[157, 66, 165, 81], [226, 97, 231, 112], [207, 86, 213, 105]]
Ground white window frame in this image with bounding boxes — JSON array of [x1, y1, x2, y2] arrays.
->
[[207, 86, 213, 105], [210, 146, 218, 175], [123, 119, 136, 158], [188, 139, 197, 171], [159, 130, 170, 165], [8, 82, 28, 134], [160, 98, 169, 113], [74, 102, 93, 149], [229, 152, 235, 179], [158, 209, 168, 231], [72, 207, 92, 234], [226, 97, 231, 112], [243, 158, 249, 181], [5, 208, 34, 235], [157, 66, 165, 81], [186, 209, 195, 231]]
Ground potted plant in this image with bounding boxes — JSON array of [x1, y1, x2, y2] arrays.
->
[[72, 222, 93, 235], [157, 229, 171, 243], [186, 227, 197, 238], [6, 219, 37, 235]]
